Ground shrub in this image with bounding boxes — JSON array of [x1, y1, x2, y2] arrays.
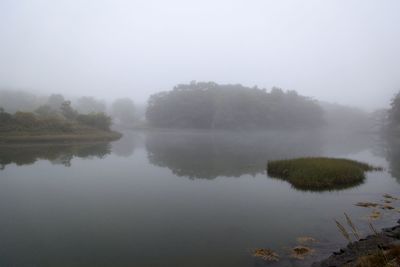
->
[[0, 107, 12, 123], [35, 105, 57, 117], [39, 117, 73, 132], [61, 101, 78, 120], [76, 113, 111, 131], [13, 112, 37, 128]]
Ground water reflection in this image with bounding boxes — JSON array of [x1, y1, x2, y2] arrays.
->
[[0, 143, 111, 169], [111, 131, 137, 157], [146, 131, 324, 179], [384, 137, 400, 182]]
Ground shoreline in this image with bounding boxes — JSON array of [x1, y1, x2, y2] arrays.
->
[[0, 131, 122, 144], [312, 219, 400, 267]]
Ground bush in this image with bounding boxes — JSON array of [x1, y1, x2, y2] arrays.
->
[[0, 108, 12, 123], [61, 101, 78, 120], [76, 113, 111, 130], [35, 105, 57, 117], [39, 117, 73, 132], [14, 112, 37, 128]]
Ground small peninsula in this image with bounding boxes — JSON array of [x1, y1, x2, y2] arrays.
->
[[0, 100, 121, 143]]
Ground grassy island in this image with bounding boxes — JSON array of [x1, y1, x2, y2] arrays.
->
[[0, 101, 122, 143], [267, 157, 381, 191]]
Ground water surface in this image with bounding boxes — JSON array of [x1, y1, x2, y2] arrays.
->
[[0, 130, 399, 267]]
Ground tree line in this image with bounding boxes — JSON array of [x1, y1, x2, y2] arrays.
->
[[0, 96, 112, 133], [3, 84, 398, 132], [146, 81, 323, 130], [0, 91, 138, 128], [387, 91, 400, 134]]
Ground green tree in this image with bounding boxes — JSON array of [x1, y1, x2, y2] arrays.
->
[[0, 107, 12, 123], [60, 101, 78, 120], [146, 81, 323, 130], [14, 112, 37, 128], [35, 105, 56, 117], [389, 92, 400, 125], [77, 113, 112, 131]]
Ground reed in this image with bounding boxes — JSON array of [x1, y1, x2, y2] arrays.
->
[[335, 219, 352, 242], [344, 212, 360, 240]]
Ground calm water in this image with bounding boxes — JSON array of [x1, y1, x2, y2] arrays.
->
[[0, 130, 399, 267]]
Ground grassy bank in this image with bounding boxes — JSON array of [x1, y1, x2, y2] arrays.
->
[[0, 130, 122, 143], [267, 157, 381, 191]]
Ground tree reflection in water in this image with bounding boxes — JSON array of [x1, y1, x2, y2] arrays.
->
[[0, 142, 111, 169], [146, 131, 324, 180]]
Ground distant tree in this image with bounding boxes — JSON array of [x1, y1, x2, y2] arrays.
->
[[35, 105, 56, 117], [389, 92, 400, 124], [387, 91, 400, 134], [146, 82, 323, 130], [74, 96, 106, 114], [14, 112, 37, 128], [111, 98, 136, 126], [0, 90, 43, 113], [0, 107, 12, 123], [47, 94, 65, 110], [77, 113, 112, 131], [60, 101, 78, 120]]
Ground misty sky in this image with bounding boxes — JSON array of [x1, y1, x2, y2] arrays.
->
[[0, 0, 399, 109]]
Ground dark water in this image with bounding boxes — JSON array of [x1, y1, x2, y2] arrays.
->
[[0, 130, 399, 267]]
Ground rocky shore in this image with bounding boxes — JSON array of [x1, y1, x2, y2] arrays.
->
[[312, 219, 400, 267]]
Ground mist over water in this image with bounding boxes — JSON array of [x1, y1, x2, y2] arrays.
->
[[1, 1, 400, 266], [0, 130, 399, 267]]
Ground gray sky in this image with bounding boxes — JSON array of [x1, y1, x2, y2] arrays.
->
[[0, 0, 399, 109]]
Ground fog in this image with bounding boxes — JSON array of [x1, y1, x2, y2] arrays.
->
[[1, 0, 399, 109]]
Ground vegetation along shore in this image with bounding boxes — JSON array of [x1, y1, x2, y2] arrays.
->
[[0, 95, 122, 143]]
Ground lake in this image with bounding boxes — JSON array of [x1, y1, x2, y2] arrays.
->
[[0, 130, 399, 267]]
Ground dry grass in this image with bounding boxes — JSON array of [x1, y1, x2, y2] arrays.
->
[[335, 219, 352, 242], [369, 210, 382, 220], [290, 246, 315, 260], [349, 244, 400, 267], [355, 202, 380, 208], [345, 212, 361, 240], [335, 213, 362, 242], [252, 248, 279, 262], [384, 194, 399, 201]]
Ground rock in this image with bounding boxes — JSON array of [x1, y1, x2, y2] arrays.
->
[[312, 219, 400, 267]]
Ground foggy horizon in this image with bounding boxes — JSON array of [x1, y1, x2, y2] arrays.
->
[[1, 0, 400, 110], [2, 2, 400, 266]]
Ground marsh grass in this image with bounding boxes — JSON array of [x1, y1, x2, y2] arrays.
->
[[267, 157, 381, 191]]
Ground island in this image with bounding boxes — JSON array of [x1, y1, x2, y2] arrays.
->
[[267, 157, 382, 191]]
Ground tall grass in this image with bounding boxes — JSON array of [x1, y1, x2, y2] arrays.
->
[[267, 157, 381, 191]]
